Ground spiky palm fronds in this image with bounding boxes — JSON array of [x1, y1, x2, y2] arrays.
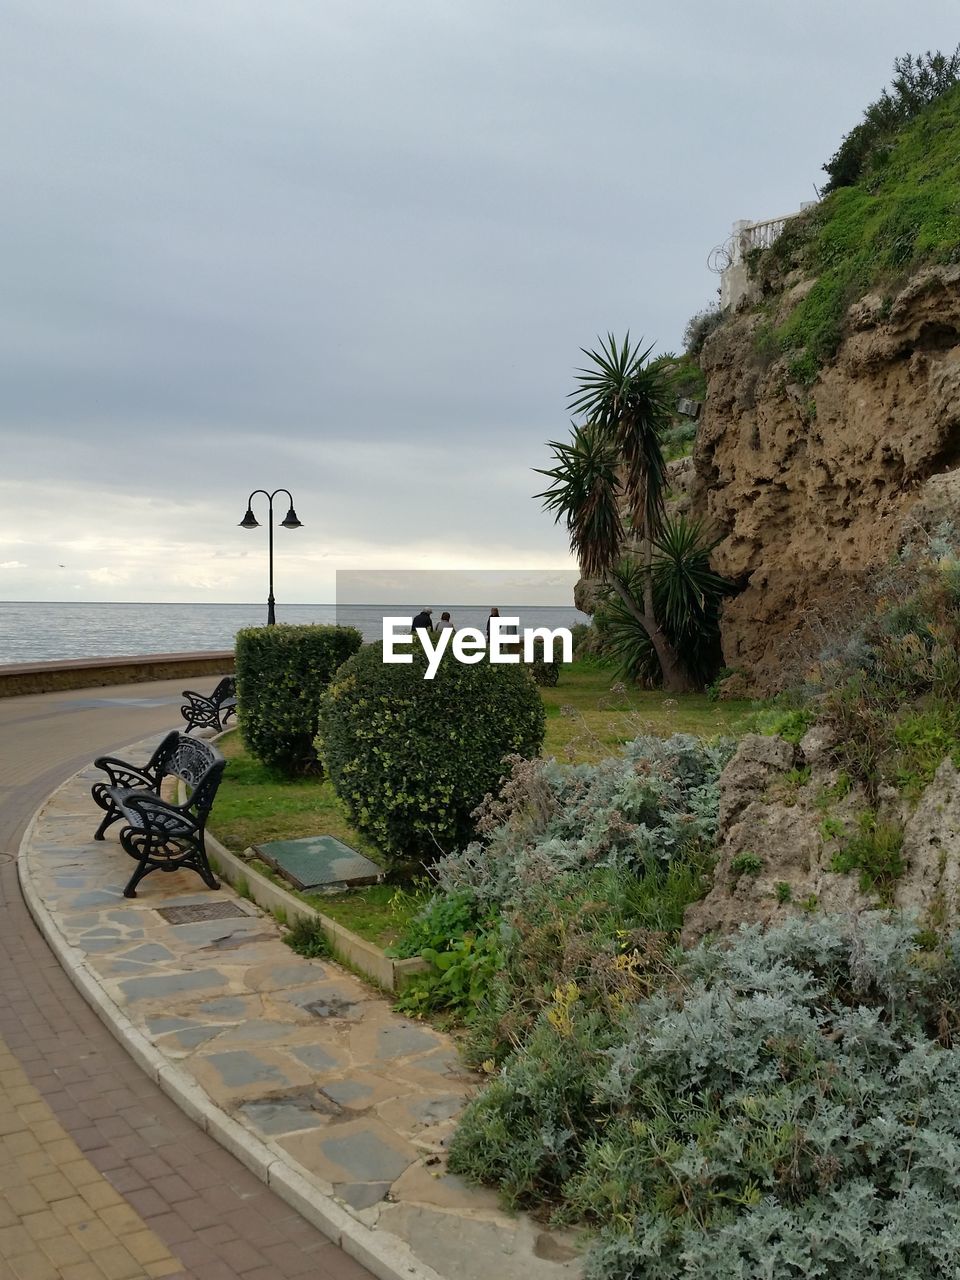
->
[[651, 516, 729, 641], [567, 332, 673, 538], [535, 422, 624, 580], [599, 517, 729, 685]]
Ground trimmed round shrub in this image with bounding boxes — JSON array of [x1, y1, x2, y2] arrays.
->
[[528, 656, 560, 686], [317, 642, 546, 865], [235, 624, 362, 775]]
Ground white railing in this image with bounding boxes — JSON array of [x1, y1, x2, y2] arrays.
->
[[709, 203, 818, 310], [734, 215, 795, 260]]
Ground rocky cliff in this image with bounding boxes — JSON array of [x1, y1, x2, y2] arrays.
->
[[682, 729, 960, 944], [695, 264, 960, 693]]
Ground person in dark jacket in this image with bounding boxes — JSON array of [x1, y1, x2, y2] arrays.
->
[[411, 608, 433, 630]]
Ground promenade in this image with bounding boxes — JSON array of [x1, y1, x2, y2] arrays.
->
[[0, 680, 581, 1280], [0, 679, 373, 1280]]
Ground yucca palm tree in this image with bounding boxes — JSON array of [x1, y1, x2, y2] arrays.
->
[[537, 333, 697, 691], [601, 519, 730, 685]]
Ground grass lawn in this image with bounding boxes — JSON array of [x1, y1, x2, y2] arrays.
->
[[209, 733, 419, 945], [208, 662, 756, 946], [210, 730, 377, 855], [541, 662, 754, 762]]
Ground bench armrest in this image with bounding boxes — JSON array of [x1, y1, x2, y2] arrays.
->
[[181, 690, 216, 710], [92, 756, 161, 792]]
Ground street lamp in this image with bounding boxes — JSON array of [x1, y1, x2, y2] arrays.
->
[[238, 488, 303, 625]]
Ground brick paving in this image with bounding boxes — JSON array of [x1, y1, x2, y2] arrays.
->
[[0, 680, 374, 1279], [0, 1032, 179, 1279]]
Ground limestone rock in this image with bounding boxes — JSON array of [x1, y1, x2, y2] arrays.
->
[[798, 723, 836, 768], [682, 732, 874, 946], [775, 278, 818, 327], [666, 455, 695, 516], [573, 576, 603, 616], [895, 758, 960, 918], [692, 263, 960, 693], [905, 468, 960, 541], [717, 734, 795, 828], [715, 670, 753, 701]]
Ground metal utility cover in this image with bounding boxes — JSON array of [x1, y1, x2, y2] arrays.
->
[[252, 836, 381, 891], [157, 902, 253, 924]]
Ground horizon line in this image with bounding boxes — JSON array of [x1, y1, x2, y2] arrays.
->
[[0, 599, 583, 608]]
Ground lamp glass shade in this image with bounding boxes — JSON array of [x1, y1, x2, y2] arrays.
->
[[281, 506, 303, 529], [239, 509, 260, 529]]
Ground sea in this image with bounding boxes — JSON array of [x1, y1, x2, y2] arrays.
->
[[0, 602, 591, 666]]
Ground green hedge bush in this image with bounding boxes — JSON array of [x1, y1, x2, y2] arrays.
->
[[235, 624, 362, 775], [316, 642, 546, 865]]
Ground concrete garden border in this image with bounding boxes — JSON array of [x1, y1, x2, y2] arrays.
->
[[202, 828, 429, 993]]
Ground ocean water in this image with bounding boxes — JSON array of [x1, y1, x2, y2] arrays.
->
[[0, 602, 590, 666]]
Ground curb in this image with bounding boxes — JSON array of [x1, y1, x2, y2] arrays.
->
[[17, 772, 447, 1280]]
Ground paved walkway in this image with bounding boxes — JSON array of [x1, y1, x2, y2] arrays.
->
[[20, 732, 580, 1280], [0, 680, 374, 1280]]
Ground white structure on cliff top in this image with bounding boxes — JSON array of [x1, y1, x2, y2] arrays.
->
[[710, 204, 818, 310]]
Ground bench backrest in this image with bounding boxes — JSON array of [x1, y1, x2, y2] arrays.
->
[[168, 735, 223, 786], [153, 733, 226, 819], [210, 677, 236, 707]]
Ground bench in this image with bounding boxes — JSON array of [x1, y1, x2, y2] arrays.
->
[[180, 676, 237, 734], [91, 731, 226, 898]]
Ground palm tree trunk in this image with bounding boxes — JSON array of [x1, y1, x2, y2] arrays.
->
[[641, 511, 655, 620], [609, 574, 696, 694]]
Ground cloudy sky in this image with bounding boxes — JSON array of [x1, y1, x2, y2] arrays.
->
[[2, 1, 957, 604]]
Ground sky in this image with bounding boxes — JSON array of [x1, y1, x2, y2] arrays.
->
[[2, 0, 958, 605]]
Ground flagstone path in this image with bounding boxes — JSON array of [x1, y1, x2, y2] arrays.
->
[[0, 679, 375, 1279], [19, 732, 582, 1280]]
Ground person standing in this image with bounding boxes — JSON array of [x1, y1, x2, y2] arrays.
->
[[487, 607, 519, 654]]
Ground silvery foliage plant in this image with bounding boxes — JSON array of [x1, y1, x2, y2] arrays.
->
[[431, 733, 734, 911], [577, 915, 960, 1279]]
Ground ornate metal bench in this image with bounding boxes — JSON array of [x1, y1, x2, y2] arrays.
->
[[91, 731, 226, 898], [180, 676, 237, 734]]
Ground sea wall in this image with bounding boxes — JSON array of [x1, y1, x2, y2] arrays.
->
[[0, 651, 235, 697]]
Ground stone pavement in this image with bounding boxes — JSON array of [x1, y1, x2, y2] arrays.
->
[[0, 680, 376, 1280], [19, 733, 582, 1280]]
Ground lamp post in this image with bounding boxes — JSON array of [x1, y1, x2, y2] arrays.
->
[[238, 489, 303, 625]]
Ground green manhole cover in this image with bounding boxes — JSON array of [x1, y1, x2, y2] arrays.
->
[[252, 836, 382, 892]]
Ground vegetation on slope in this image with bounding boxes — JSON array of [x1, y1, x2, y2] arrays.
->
[[749, 75, 960, 383]]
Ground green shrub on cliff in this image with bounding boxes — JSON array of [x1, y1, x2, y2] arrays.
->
[[753, 77, 960, 382], [823, 47, 960, 192]]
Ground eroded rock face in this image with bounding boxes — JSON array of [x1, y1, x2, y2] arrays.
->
[[695, 264, 960, 694], [897, 758, 960, 919], [716, 733, 795, 828], [682, 732, 873, 945], [683, 733, 960, 944]]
